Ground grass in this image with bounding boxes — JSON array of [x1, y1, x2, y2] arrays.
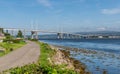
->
[[0, 41, 26, 57], [39, 43, 77, 74], [39, 42, 55, 66], [0, 52, 4, 56], [3, 42, 78, 74]]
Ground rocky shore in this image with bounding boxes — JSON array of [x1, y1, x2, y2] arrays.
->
[[50, 45, 90, 74], [49, 44, 120, 74]]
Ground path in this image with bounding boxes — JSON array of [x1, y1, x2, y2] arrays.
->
[[0, 41, 40, 72]]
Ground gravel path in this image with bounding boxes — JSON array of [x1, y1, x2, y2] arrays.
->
[[0, 41, 40, 72]]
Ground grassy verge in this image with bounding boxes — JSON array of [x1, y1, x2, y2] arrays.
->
[[0, 41, 26, 57], [39, 43, 77, 74], [3, 42, 77, 74]]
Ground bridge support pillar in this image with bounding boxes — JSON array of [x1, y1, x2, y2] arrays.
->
[[31, 31, 35, 39], [31, 31, 38, 40], [57, 33, 63, 39], [35, 32, 38, 39]]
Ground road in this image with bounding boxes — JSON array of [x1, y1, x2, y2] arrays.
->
[[0, 41, 40, 72]]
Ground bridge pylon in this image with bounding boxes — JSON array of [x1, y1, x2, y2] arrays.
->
[[31, 31, 38, 40], [57, 33, 63, 39]]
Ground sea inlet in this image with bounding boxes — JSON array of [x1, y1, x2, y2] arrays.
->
[[40, 39, 120, 74]]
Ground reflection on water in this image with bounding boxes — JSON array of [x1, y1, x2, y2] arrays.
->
[[40, 39, 120, 74]]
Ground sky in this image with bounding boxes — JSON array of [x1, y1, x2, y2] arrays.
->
[[0, 0, 120, 32]]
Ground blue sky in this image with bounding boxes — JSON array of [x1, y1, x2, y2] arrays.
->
[[0, 0, 120, 32]]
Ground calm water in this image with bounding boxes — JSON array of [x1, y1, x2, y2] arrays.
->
[[40, 39, 120, 74]]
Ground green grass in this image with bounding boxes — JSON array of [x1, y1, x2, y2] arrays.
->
[[3, 42, 78, 74], [0, 52, 4, 56], [39, 43, 77, 74], [0, 41, 26, 57], [39, 42, 55, 66]]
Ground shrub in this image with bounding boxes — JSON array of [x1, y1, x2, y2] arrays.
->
[[12, 39, 21, 43], [30, 39, 38, 41], [10, 48, 13, 51], [3, 39, 11, 43]]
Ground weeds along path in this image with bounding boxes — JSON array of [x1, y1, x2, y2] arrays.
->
[[0, 41, 40, 72]]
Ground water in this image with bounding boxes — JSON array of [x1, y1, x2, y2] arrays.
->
[[39, 39, 120, 74]]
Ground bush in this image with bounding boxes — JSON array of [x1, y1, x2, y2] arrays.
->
[[3, 38, 24, 43], [10, 48, 13, 51], [30, 39, 38, 41], [3, 39, 11, 43], [12, 39, 21, 43], [3, 35, 13, 43]]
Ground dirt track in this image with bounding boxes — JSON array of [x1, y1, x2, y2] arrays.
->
[[0, 41, 40, 72]]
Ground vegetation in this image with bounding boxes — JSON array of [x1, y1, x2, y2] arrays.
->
[[4, 30, 10, 37], [3, 35, 13, 43], [38, 43, 77, 74], [16, 30, 23, 38], [3, 30, 24, 43], [0, 41, 26, 57], [0, 29, 26, 57], [4, 42, 78, 74], [30, 39, 38, 41]]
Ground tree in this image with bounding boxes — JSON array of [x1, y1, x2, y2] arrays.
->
[[3, 33, 13, 43], [4, 32, 10, 36], [17, 30, 23, 38]]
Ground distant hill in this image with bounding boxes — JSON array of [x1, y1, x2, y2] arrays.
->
[[76, 31, 120, 36]]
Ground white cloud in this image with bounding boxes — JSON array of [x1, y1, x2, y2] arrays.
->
[[101, 8, 120, 14], [37, 0, 52, 7]]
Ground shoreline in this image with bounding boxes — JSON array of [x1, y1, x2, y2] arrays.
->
[[49, 44, 120, 74], [49, 44, 90, 74], [49, 44, 120, 58]]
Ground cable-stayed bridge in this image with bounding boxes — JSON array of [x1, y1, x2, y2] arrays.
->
[[2, 28, 120, 39]]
